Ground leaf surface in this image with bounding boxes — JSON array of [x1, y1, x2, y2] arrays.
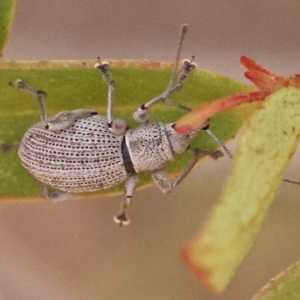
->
[[182, 87, 300, 292], [251, 260, 300, 300]]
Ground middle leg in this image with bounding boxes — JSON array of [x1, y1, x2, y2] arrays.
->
[[95, 57, 127, 136], [114, 174, 138, 226]]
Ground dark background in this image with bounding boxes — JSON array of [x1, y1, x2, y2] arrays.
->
[[1, 1, 300, 299]]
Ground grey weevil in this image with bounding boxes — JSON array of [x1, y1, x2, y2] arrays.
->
[[10, 25, 230, 225]]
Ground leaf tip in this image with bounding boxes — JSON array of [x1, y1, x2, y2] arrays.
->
[[181, 243, 223, 293]]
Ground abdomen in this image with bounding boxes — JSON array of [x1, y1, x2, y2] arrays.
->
[[19, 115, 128, 193]]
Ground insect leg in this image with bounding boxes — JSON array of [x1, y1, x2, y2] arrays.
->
[[151, 169, 173, 193], [9, 79, 49, 127], [151, 149, 222, 193], [151, 150, 222, 193], [9, 80, 96, 131], [95, 58, 126, 136], [42, 184, 74, 202], [45, 109, 98, 131], [114, 174, 138, 226], [172, 149, 223, 188], [133, 24, 196, 123]]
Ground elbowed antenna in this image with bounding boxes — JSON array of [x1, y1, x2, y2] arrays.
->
[[205, 128, 234, 160], [183, 121, 234, 160], [166, 24, 189, 92]]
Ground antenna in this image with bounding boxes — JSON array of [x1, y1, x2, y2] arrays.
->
[[206, 128, 234, 160], [162, 24, 189, 99]]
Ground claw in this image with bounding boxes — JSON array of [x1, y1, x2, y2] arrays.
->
[[182, 56, 197, 71], [95, 56, 110, 71], [114, 213, 130, 227], [9, 79, 25, 89], [210, 150, 224, 160]]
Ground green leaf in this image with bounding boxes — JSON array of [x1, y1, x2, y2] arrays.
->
[[0, 59, 256, 200], [251, 260, 300, 300], [182, 87, 300, 292], [0, 0, 15, 57]]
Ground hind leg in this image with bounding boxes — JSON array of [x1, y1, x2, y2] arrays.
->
[[10, 79, 97, 131], [42, 184, 74, 202]]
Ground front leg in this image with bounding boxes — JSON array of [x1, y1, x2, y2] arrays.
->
[[151, 170, 173, 193], [114, 174, 138, 226], [151, 149, 223, 193], [172, 149, 223, 188], [133, 24, 196, 123], [133, 58, 196, 123]]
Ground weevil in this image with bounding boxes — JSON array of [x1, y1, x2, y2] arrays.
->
[[10, 25, 230, 225]]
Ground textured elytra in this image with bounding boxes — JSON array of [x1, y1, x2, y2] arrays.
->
[[18, 115, 128, 193]]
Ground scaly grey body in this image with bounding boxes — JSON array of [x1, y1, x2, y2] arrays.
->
[[18, 115, 188, 193]]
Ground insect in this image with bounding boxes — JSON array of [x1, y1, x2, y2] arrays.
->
[[10, 25, 229, 225]]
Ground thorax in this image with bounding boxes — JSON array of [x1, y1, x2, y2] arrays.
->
[[125, 123, 174, 173]]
